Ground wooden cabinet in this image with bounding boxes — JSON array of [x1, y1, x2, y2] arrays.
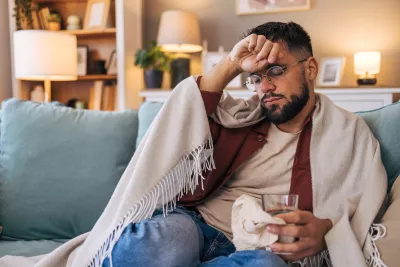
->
[[140, 87, 400, 113], [8, 0, 143, 110]]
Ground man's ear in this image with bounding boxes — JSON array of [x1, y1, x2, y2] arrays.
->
[[306, 57, 318, 81]]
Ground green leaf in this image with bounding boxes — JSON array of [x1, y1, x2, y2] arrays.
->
[[134, 41, 172, 72]]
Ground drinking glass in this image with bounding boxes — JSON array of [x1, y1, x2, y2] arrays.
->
[[262, 194, 299, 253]]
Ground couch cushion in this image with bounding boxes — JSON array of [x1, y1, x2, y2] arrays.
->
[[136, 102, 163, 148], [0, 99, 138, 240], [356, 102, 400, 192], [0, 239, 66, 257]]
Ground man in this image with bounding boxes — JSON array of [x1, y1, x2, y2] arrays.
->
[[102, 22, 384, 267]]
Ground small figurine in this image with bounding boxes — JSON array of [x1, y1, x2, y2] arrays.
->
[[67, 15, 81, 30]]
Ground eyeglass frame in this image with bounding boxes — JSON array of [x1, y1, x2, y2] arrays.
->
[[244, 58, 308, 91]]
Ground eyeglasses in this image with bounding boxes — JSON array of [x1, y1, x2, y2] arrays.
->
[[244, 59, 308, 92]]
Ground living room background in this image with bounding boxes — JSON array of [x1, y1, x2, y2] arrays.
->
[[144, 0, 400, 87]]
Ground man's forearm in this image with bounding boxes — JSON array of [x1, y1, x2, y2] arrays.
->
[[200, 56, 242, 93]]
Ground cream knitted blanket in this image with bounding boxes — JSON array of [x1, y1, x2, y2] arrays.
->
[[0, 76, 387, 267]]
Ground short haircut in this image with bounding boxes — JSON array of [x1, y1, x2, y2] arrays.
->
[[245, 21, 313, 57]]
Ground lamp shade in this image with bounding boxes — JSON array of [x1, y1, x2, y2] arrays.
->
[[157, 10, 202, 53], [354, 51, 381, 75], [13, 30, 78, 81]]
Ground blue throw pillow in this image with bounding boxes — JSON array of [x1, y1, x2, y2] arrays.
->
[[0, 99, 138, 240], [136, 102, 163, 148], [356, 102, 400, 192]]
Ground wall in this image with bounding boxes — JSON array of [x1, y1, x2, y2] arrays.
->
[[0, 0, 12, 101], [144, 0, 400, 87]]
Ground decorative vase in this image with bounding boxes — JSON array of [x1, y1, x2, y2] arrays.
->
[[144, 69, 163, 88]]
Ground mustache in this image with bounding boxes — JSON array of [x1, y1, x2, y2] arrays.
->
[[261, 93, 285, 102]]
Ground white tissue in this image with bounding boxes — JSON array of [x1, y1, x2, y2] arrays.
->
[[231, 194, 286, 251]]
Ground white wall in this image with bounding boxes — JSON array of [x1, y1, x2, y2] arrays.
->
[[0, 0, 12, 102]]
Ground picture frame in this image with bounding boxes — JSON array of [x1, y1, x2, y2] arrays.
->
[[106, 49, 117, 75], [77, 46, 89, 76], [317, 57, 346, 87], [83, 0, 111, 30], [236, 0, 311, 15], [202, 52, 242, 88]]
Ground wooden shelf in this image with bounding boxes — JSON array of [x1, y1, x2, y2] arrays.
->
[[77, 75, 117, 81], [34, 0, 87, 3], [61, 28, 116, 38]]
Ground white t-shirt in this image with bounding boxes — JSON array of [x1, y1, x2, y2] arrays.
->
[[197, 123, 301, 240]]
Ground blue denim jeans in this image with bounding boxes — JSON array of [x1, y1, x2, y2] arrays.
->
[[102, 206, 287, 267]]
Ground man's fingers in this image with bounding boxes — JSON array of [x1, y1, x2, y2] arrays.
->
[[247, 34, 258, 52], [253, 35, 267, 54], [257, 59, 270, 71], [268, 43, 280, 63], [268, 240, 311, 254], [267, 224, 309, 237], [274, 210, 313, 225], [256, 40, 273, 61]]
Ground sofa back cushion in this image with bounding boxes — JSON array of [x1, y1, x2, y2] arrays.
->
[[356, 102, 400, 191], [0, 99, 138, 240], [136, 102, 163, 148]]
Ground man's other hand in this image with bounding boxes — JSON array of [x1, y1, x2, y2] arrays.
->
[[266, 210, 333, 262]]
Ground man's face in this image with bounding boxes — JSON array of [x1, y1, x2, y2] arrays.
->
[[254, 47, 311, 125]]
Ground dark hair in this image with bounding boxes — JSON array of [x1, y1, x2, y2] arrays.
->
[[245, 21, 313, 57]]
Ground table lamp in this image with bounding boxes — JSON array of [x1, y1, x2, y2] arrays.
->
[[354, 51, 381, 86], [13, 30, 78, 102], [157, 10, 202, 88]]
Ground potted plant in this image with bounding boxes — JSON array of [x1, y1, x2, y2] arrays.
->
[[47, 13, 62, 31], [134, 41, 171, 88]]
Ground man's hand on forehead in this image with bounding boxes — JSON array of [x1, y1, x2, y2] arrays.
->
[[246, 34, 282, 64], [229, 33, 284, 74]]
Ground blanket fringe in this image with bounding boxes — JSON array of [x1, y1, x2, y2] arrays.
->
[[366, 223, 388, 267], [88, 138, 215, 267], [291, 223, 387, 267], [290, 249, 332, 267]]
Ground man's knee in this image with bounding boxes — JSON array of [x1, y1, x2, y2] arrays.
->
[[108, 212, 202, 267]]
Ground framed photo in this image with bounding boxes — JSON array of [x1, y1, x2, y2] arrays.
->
[[84, 0, 111, 30], [203, 52, 242, 88], [236, 0, 311, 15], [106, 49, 117, 75], [77, 46, 89, 76], [317, 57, 346, 87]]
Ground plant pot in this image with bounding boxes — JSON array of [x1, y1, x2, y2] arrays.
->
[[48, 22, 61, 31], [144, 69, 163, 88]]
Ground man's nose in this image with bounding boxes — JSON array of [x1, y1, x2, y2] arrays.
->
[[260, 76, 276, 94]]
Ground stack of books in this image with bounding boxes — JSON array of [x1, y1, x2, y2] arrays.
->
[[88, 80, 116, 111]]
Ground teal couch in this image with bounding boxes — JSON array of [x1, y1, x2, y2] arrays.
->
[[0, 98, 399, 259]]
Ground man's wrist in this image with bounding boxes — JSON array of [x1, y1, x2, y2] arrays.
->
[[200, 55, 242, 93]]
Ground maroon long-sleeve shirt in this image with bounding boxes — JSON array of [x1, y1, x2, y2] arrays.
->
[[178, 79, 313, 212]]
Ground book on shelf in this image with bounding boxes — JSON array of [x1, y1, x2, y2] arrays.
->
[[89, 81, 104, 110], [38, 7, 50, 30], [88, 80, 116, 111], [101, 82, 116, 111]]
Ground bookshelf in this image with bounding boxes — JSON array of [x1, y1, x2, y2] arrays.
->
[[8, 0, 144, 110]]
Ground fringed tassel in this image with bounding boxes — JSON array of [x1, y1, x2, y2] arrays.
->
[[366, 224, 388, 267], [291, 249, 332, 267], [87, 138, 215, 267]]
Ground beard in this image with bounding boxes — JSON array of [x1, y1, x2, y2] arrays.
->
[[261, 83, 310, 125]]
